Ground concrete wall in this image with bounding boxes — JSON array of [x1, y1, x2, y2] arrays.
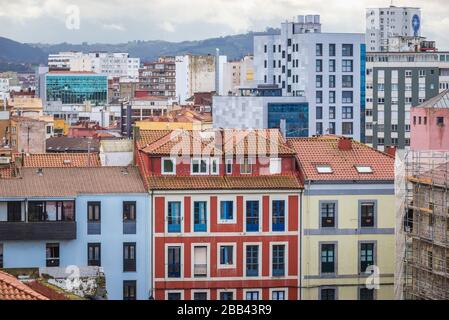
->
[[411, 107, 449, 151]]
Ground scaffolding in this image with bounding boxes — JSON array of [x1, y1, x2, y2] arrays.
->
[[396, 150, 449, 300]]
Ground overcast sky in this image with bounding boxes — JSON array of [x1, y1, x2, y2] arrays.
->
[[0, 0, 448, 48]]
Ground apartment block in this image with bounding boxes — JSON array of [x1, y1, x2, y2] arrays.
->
[[365, 51, 449, 151], [139, 57, 176, 98], [288, 136, 395, 300], [253, 15, 365, 140], [135, 129, 302, 300]]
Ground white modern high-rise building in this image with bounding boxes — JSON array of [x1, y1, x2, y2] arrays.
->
[[366, 6, 422, 52], [253, 15, 365, 140], [48, 52, 140, 81]]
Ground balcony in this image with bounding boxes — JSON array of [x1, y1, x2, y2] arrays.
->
[[0, 221, 76, 241], [246, 223, 259, 232], [194, 223, 207, 232], [167, 222, 181, 233]]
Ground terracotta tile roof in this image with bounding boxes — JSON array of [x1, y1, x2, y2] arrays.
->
[[148, 175, 302, 190], [1, 167, 146, 198], [137, 129, 296, 156], [46, 136, 100, 153], [19, 153, 101, 168], [0, 167, 13, 179], [0, 271, 49, 300], [288, 136, 395, 182]]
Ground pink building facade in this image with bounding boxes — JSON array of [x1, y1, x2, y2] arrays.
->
[[411, 90, 449, 151]]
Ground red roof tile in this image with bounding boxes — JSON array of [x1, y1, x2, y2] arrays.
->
[[0, 271, 49, 300], [20, 153, 101, 168], [288, 136, 395, 182]]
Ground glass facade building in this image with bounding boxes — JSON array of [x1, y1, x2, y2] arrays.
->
[[46, 74, 108, 105], [267, 103, 309, 137]]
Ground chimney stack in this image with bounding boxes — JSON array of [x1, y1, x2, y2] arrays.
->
[[338, 137, 352, 151], [385, 146, 397, 158]]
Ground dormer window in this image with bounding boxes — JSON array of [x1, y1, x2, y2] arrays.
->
[[269, 158, 282, 174], [355, 165, 373, 174], [191, 158, 208, 175], [316, 165, 333, 174], [240, 158, 253, 174], [210, 158, 219, 175], [225, 159, 233, 174], [162, 157, 176, 175]]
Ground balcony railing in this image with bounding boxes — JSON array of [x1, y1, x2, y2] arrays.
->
[[194, 264, 207, 277], [123, 221, 136, 235], [0, 221, 76, 240], [194, 223, 207, 232], [88, 222, 101, 235], [246, 223, 259, 232], [168, 223, 181, 233]]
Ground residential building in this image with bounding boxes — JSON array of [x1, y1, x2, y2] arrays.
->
[[8, 116, 54, 154], [176, 54, 225, 103], [366, 6, 421, 52], [99, 140, 134, 167], [288, 135, 395, 300], [135, 129, 302, 300], [139, 57, 176, 98], [0, 166, 151, 300], [213, 85, 309, 138], [365, 51, 449, 151], [411, 89, 449, 151], [46, 136, 100, 154], [253, 15, 365, 140]]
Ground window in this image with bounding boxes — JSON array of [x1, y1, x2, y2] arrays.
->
[[316, 59, 322, 72], [0, 244, 3, 268], [320, 288, 336, 300], [428, 251, 433, 269], [193, 201, 207, 232], [193, 246, 208, 277], [272, 200, 285, 231], [360, 202, 375, 227], [246, 201, 259, 232], [123, 281, 136, 300], [359, 287, 374, 300], [316, 91, 323, 104], [329, 44, 336, 56], [329, 91, 336, 104], [168, 246, 181, 278], [316, 75, 323, 88], [437, 117, 445, 126], [246, 245, 259, 277], [246, 291, 259, 300], [225, 159, 233, 174], [46, 243, 60, 267], [342, 75, 353, 88], [162, 157, 176, 174], [316, 165, 333, 173], [88, 243, 101, 266], [316, 122, 323, 135], [329, 122, 336, 134], [342, 122, 353, 135], [191, 158, 208, 175], [210, 158, 219, 175], [342, 60, 353, 72], [123, 201, 136, 234], [321, 202, 336, 228], [272, 290, 285, 300], [272, 245, 285, 276], [240, 158, 253, 174], [7, 201, 22, 222], [321, 243, 336, 274], [329, 106, 336, 120], [329, 60, 336, 72], [219, 245, 234, 267], [342, 44, 353, 56], [360, 243, 375, 273], [123, 243, 136, 272], [342, 106, 353, 119], [329, 75, 336, 88], [167, 292, 182, 300], [356, 166, 373, 174], [316, 106, 323, 120], [167, 202, 181, 233], [87, 202, 101, 235], [342, 91, 353, 103], [220, 292, 234, 300], [316, 43, 323, 56], [220, 201, 234, 222], [269, 158, 282, 174]]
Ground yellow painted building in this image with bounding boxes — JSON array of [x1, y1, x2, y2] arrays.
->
[[135, 108, 212, 131], [53, 119, 70, 135], [289, 136, 396, 300]]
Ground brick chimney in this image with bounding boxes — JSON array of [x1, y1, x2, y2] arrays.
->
[[337, 137, 352, 151], [385, 146, 396, 158]]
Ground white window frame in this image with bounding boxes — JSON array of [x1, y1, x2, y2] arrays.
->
[[269, 241, 289, 278], [165, 197, 184, 234], [269, 288, 288, 300], [165, 243, 184, 279], [243, 242, 262, 278], [244, 196, 262, 233], [217, 196, 237, 224], [191, 243, 210, 278], [217, 242, 237, 269], [191, 289, 210, 300], [161, 157, 176, 175], [191, 196, 210, 233], [217, 289, 236, 300], [165, 290, 184, 300], [240, 157, 253, 174], [269, 158, 282, 174], [316, 165, 333, 174], [269, 196, 289, 232], [191, 158, 209, 175], [210, 158, 219, 175], [243, 288, 262, 300]]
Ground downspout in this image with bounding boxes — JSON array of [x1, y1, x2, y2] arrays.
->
[[149, 189, 154, 299], [299, 188, 303, 300]]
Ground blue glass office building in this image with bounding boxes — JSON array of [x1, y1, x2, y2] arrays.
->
[[46, 73, 108, 105], [267, 103, 309, 138]]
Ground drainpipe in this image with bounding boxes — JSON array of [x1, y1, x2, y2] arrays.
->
[[299, 188, 303, 300], [149, 189, 154, 300]]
